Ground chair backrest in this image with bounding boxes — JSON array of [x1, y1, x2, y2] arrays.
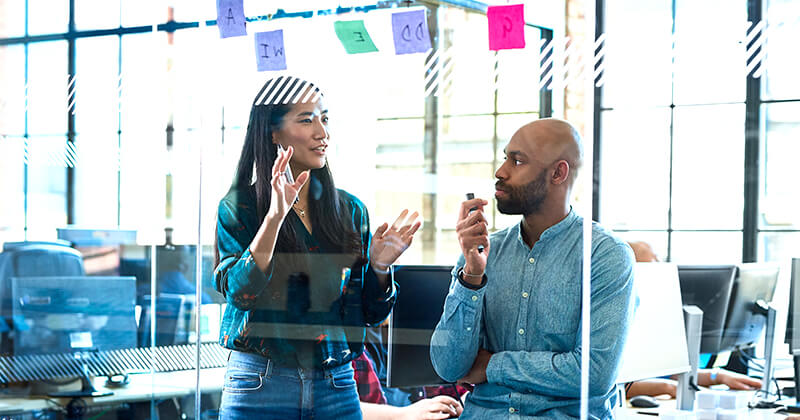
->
[[0, 242, 85, 317]]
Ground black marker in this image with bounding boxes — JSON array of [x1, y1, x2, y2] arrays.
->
[[465, 193, 484, 253]]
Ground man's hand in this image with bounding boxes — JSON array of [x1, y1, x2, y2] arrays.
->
[[456, 198, 490, 285], [458, 349, 492, 385], [400, 395, 463, 420]]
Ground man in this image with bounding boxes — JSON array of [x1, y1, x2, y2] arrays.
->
[[430, 118, 635, 419]]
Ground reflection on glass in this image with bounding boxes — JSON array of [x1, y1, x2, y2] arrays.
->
[[761, 103, 800, 230]]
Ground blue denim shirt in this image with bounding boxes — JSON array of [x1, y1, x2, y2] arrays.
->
[[430, 210, 635, 420]]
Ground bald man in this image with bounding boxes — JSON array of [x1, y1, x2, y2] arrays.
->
[[430, 118, 635, 419]]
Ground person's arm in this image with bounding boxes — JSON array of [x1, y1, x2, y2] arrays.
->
[[696, 369, 761, 390], [430, 198, 490, 382], [354, 199, 420, 326], [214, 146, 308, 310], [626, 380, 678, 398], [483, 241, 635, 397], [360, 396, 462, 420]]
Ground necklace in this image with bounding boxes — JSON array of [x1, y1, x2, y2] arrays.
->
[[293, 204, 307, 217]]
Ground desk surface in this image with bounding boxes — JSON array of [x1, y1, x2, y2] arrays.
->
[[0, 367, 225, 414], [619, 395, 797, 419]]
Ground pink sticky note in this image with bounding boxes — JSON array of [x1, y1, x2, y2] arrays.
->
[[487, 4, 526, 51]]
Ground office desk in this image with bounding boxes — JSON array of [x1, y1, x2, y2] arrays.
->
[[0, 367, 225, 416], [618, 396, 796, 419]]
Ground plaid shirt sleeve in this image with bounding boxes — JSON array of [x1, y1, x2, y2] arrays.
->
[[352, 351, 387, 404]]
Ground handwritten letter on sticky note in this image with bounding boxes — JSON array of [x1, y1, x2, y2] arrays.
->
[[255, 30, 287, 72], [487, 4, 526, 51], [217, 0, 247, 38], [391, 10, 431, 55], [334, 20, 379, 54]]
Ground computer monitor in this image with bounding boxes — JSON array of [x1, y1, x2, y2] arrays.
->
[[387, 265, 453, 388], [719, 263, 779, 351], [677, 265, 737, 354], [11, 276, 137, 355]]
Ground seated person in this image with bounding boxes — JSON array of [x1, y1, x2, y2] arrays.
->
[[430, 118, 636, 418], [625, 240, 763, 398], [352, 350, 463, 419]]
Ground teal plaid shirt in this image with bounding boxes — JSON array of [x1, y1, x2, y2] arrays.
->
[[214, 185, 396, 369]]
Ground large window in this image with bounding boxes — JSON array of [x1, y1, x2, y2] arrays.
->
[[598, 0, 798, 264]]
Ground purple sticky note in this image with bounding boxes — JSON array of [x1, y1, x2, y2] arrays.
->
[[254, 30, 288, 72], [487, 4, 526, 51], [217, 0, 247, 38], [391, 10, 432, 55]]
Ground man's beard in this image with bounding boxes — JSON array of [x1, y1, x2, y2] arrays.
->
[[496, 169, 548, 216]]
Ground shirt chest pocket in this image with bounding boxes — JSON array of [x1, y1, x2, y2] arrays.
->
[[535, 281, 581, 336]]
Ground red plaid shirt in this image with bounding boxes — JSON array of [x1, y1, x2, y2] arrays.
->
[[352, 351, 387, 404]]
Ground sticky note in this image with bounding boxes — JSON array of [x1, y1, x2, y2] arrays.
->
[[216, 0, 247, 39], [254, 30, 288, 72], [487, 4, 526, 51], [334, 20, 379, 54], [391, 10, 432, 55]]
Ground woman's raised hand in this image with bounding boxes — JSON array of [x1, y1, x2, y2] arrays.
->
[[268, 146, 309, 221], [369, 209, 421, 272]]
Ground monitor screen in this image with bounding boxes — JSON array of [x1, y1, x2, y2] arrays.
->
[[677, 265, 737, 354], [11, 276, 137, 355], [785, 259, 800, 351], [387, 265, 453, 388], [719, 264, 779, 351]]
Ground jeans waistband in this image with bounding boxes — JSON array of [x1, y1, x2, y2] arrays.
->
[[227, 350, 352, 380]]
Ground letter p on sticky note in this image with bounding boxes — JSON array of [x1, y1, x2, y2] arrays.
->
[[487, 4, 526, 51]]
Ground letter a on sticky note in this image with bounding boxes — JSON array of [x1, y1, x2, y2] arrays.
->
[[391, 10, 431, 55], [487, 4, 525, 51], [334, 20, 379, 54], [255, 30, 288, 72], [217, 0, 247, 38]]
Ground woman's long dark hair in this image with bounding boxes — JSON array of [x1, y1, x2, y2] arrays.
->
[[214, 76, 362, 266]]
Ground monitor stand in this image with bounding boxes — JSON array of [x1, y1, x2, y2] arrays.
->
[[752, 302, 778, 408], [48, 363, 113, 398]]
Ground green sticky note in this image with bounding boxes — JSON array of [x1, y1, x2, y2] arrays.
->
[[334, 20, 379, 54]]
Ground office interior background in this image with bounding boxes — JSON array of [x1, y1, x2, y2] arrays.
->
[[0, 0, 799, 418]]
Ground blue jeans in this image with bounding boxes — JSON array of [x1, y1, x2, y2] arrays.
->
[[220, 350, 362, 420]]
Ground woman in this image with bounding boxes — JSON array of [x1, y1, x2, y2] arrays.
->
[[214, 75, 420, 419]]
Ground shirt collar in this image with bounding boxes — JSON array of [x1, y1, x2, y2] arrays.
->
[[515, 207, 579, 245]]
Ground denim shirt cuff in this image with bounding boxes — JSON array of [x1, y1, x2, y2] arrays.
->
[[486, 351, 504, 386], [451, 275, 486, 307]]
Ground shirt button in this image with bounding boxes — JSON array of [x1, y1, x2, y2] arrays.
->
[[509, 407, 516, 413], [471, 295, 478, 301], [466, 327, 472, 331], [528, 257, 535, 264], [522, 292, 529, 298], [518, 329, 525, 335]]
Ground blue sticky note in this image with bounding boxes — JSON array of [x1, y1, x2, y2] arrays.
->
[[217, 0, 247, 39], [391, 10, 431, 55], [254, 30, 288, 72]]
